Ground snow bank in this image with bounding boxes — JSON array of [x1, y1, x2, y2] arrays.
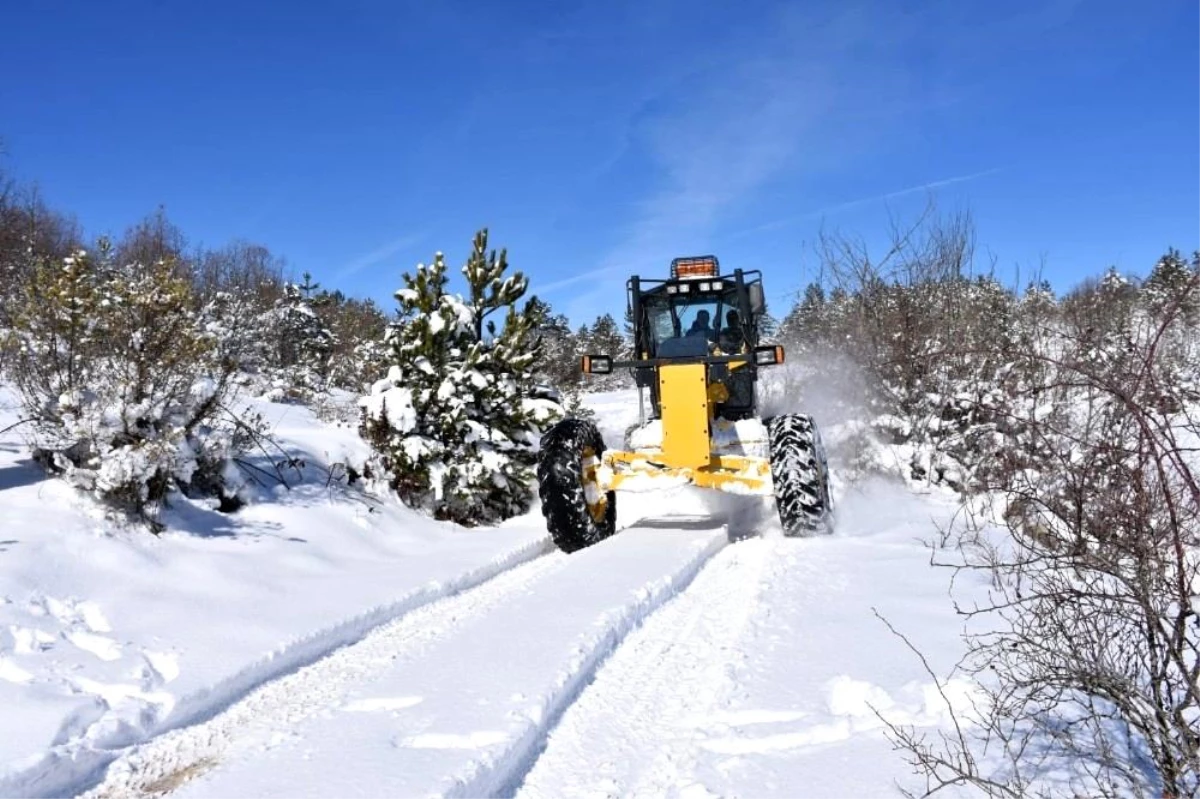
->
[[0, 387, 548, 798]]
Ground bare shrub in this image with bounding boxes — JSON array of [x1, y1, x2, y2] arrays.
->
[[2, 243, 250, 524], [0, 179, 82, 347], [884, 270, 1200, 799], [785, 202, 1021, 490]]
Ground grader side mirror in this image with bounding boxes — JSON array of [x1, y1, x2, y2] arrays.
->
[[748, 282, 766, 315]]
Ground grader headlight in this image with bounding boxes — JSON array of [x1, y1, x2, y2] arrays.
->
[[753, 345, 785, 366], [581, 354, 613, 375]]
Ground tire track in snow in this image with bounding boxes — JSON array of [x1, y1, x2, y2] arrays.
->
[[80, 548, 569, 799], [154, 522, 733, 799], [439, 525, 730, 799], [511, 537, 782, 799], [5, 535, 556, 799]]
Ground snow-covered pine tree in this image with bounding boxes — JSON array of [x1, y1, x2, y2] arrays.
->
[[1142, 248, 1199, 320], [359, 230, 561, 526], [756, 304, 779, 340], [778, 282, 826, 351], [528, 297, 580, 392], [462, 229, 562, 516], [266, 277, 334, 401], [588, 313, 624, 358], [527, 298, 595, 420]]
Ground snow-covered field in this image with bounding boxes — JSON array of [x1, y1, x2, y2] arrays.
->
[[1, 385, 985, 798]]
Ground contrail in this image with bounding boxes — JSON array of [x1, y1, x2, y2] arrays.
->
[[333, 233, 424, 281], [541, 169, 1002, 297], [734, 167, 1003, 237]]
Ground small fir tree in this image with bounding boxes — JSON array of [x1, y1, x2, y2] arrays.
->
[[580, 312, 629, 390], [359, 229, 560, 526], [756, 305, 780, 340], [266, 280, 334, 400], [528, 297, 580, 392], [1143, 248, 1199, 320]]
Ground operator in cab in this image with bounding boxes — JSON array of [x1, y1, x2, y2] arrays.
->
[[719, 310, 745, 353]]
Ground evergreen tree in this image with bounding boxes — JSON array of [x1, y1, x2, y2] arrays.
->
[[588, 313, 624, 358], [267, 280, 334, 399], [1143, 249, 1199, 319], [359, 230, 561, 526], [573, 323, 592, 356], [779, 282, 826, 349], [465, 230, 527, 342], [296, 270, 321, 301], [756, 304, 780, 340], [1022, 278, 1055, 306], [530, 298, 580, 391]]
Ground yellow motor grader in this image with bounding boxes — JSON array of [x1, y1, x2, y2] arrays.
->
[[537, 255, 832, 552]]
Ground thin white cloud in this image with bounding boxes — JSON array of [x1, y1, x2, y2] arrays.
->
[[554, 3, 925, 321], [734, 167, 1003, 238], [333, 233, 425, 281], [538, 2, 1049, 322], [538, 268, 614, 295]]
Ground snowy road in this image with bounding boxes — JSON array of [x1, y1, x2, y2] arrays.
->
[[518, 485, 979, 799], [81, 549, 571, 799], [79, 481, 971, 798], [84, 519, 733, 798], [516, 536, 781, 799]]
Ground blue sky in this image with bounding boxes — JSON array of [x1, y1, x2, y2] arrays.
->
[[1, 0, 1196, 323]]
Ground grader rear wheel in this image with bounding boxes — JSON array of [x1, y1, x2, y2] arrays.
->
[[767, 413, 833, 535]]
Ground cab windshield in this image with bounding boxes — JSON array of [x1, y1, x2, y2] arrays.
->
[[641, 291, 746, 358]]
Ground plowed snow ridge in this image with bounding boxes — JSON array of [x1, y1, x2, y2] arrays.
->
[[4, 535, 555, 799], [514, 537, 779, 799], [83, 550, 570, 799], [105, 523, 732, 798], [439, 526, 729, 799]]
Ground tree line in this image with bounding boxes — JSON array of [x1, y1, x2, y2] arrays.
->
[[0, 165, 573, 528]]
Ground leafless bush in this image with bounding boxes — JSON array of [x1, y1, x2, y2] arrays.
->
[[191, 239, 286, 309], [0, 178, 82, 343], [885, 272, 1200, 799], [785, 202, 1022, 489]]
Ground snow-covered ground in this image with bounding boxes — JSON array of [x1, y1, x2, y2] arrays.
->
[[1, 385, 986, 798], [0, 388, 548, 798]]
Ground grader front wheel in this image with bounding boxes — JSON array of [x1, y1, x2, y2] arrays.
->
[[537, 419, 617, 552]]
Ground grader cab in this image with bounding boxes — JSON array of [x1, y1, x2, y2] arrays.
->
[[537, 255, 832, 552]]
